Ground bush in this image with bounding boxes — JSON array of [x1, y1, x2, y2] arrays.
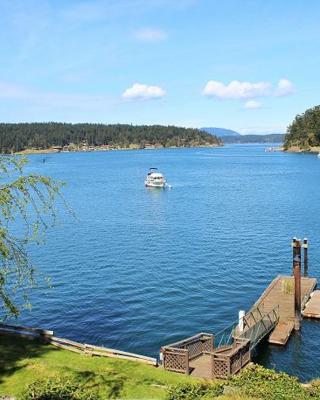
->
[[166, 382, 223, 400], [20, 376, 99, 400], [305, 379, 320, 399], [230, 364, 307, 400]]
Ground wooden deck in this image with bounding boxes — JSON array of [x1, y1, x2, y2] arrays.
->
[[302, 290, 320, 318], [190, 354, 212, 379], [248, 275, 316, 345]]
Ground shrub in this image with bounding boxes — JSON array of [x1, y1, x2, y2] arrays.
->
[[166, 382, 223, 400], [230, 364, 307, 400], [20, 376, 99, 400], [305, 379, 320, 399]]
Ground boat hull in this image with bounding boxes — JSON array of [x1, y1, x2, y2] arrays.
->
[[145, 181, 166, 188]]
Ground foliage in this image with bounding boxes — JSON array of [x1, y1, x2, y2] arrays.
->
[[0, 123, 221, 153], [166, 382, 223, 400], [0, 155, 63, 318], [230, 364, 308, 400], [305, 379, 320, 399], [0, 335, 195, 399], [164, 365, 320, 400], [284, 105, 320, 149], [20, 376, 99, 400]]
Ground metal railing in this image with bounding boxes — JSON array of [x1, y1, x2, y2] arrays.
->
[[235, 305, 280, 349]]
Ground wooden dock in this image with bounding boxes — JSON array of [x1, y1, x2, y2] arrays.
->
[[302, 290, 320, 318], [162, 276, 318, 378], [248, 275, 316, 345], [161, 238, 320, 379]]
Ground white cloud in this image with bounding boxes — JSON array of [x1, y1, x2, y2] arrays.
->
[[202, 79, 294, 100], [122, 83, 165, 100], [203, 80, 272, 99], [274, 79, 294, 97], [244, 100, 262, 109], [134, 28, 167, 42]]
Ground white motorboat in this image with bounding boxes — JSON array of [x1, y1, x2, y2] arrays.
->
[[145, 168, 167, 188]]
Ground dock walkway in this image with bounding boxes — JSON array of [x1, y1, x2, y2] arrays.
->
[[302, 290, 320, 318], [248, 275, 316, 345]]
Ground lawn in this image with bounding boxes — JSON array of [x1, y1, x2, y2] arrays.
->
[[0, 334, 196, 399]]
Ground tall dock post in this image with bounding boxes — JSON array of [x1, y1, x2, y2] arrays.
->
[[303, 238, 308, 277], [292, 237, 297, 274], [293, 248, 302, 331]]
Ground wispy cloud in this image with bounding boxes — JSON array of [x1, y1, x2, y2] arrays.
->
[[122, 83, 165, 101], [134, 28, 167, 42], [202, 79, 294, 100], [61, 0, 195, 22], [0, 80, 113, 109], [239, 127, 286, 134], [244, 100, 262, 109], [274, 79, 294, 97]]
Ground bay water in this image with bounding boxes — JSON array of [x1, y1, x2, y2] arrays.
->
[[17, 145, 320, 381]]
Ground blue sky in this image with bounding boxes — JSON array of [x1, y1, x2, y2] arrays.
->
[[1, 0, 320, 133]]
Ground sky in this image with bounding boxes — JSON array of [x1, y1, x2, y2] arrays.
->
[[0, 0, 320, 133]]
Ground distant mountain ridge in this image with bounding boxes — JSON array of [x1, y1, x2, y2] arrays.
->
[[200, 127, 241, 137]]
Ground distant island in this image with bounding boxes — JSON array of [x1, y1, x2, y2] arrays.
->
[[200, 127, 240, 137], [201, 127, 284, 144], [284, 105, 320, 152], [0, 123, 221, 154]]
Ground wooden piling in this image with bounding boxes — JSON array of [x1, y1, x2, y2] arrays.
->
[[303, 238, 308, 277], [292, 237, 297, 274], [293, 253, 302, 331]]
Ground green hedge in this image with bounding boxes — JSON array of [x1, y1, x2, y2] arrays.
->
[[165, 365, 320, 400], [20, 377, 99, 400]]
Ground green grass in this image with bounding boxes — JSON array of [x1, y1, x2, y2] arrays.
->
[[0, 335, 197, 399]]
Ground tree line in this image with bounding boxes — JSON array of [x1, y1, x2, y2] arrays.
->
[[284, 105, 320, 149], [0, 123, 221, 153]]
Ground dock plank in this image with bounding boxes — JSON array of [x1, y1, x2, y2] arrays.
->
[[302, 290, 320, 318], [269, 321, 294, 345], [190, 354, 212, 379], [247, 276, 316, 345]]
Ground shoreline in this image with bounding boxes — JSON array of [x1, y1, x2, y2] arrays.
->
[[15, 143, 222, 155], [284, 145, 320, 153]]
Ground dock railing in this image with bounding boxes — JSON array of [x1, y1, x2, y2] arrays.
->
[[235, 305, 280, 349], [206, 338, 250, 379], [161, 332, 214, 375]]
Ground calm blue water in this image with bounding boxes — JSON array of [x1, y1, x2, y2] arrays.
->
[[16, 145, 320, 381]]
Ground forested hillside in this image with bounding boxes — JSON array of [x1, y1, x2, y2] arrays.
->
[[0, 123, 221, 153], [284, 105, 320, 150], [222, 133, 284, 144]]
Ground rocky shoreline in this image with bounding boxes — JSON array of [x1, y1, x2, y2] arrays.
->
[[16, 143, 221, 155], [284, 145, 320, 153]]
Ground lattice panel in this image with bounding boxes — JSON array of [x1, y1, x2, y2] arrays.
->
[[163, 350, 188, 373], [202, 338, 213, 353], [212, 358, 229, 379], [186, 340, 202, 359], [241, 343, 251, 365], [230, 351, 242, 374]]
